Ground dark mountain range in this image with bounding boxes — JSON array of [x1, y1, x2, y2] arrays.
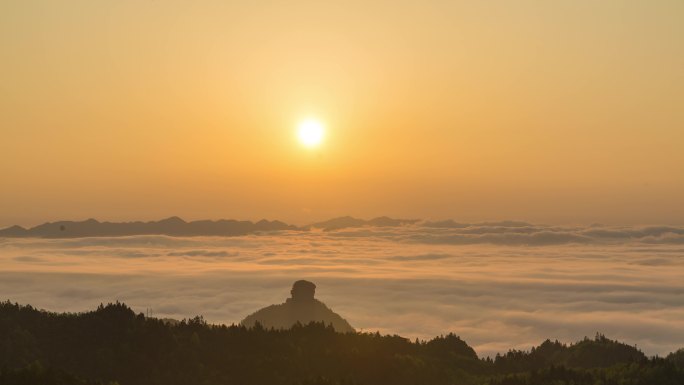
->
[[0, 217, 297, 238], [422, 219, 533, 228], [1, 300, 682, 385], [305, 216, 419, 231], [0, 216, 420, 238]]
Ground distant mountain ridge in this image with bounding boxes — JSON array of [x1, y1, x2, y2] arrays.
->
[[0, 217, 297, 238], [305, 215, 420, 231], [0, 216, 543, 238], [0, 216, 423, 238]]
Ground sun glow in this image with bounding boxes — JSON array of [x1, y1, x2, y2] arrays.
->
[[297, 119, 325, 148]]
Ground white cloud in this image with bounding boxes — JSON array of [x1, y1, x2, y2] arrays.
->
[[1, 224, 683, 358]]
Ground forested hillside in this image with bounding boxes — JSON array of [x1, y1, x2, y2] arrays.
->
[[1, 301, 682, 385]]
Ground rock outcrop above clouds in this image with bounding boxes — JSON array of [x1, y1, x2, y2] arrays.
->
[[241, 280, 355, 333]]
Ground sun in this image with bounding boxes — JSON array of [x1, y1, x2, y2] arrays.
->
[[297, 118, 324, 148]]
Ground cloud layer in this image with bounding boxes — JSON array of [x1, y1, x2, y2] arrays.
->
[[1, 223, 683, 358]]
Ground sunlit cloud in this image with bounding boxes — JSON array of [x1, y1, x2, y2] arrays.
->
[[1, 223, 684, 358]]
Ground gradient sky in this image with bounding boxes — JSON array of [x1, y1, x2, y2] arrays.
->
[[2, 1, 683, 227]]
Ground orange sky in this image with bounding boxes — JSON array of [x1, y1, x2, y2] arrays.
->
[[1, 1, 683, 227]]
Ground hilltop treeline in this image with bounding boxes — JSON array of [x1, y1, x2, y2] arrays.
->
[[1, 301, 682, 385]]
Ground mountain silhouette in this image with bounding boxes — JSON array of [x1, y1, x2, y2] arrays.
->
[[0, 217, 297, 238], [306, 216, 419, 231], [3, 300, 675, 385], [241, 280, 355, 333], [0, 216, 419, 238]]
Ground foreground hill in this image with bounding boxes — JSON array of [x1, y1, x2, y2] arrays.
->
[[1, 301, 683, 385]]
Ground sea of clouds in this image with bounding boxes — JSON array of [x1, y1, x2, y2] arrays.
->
[[1, 222, 683, 358]]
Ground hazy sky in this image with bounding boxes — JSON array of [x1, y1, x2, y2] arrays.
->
[[2, 1, 683, 227]]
